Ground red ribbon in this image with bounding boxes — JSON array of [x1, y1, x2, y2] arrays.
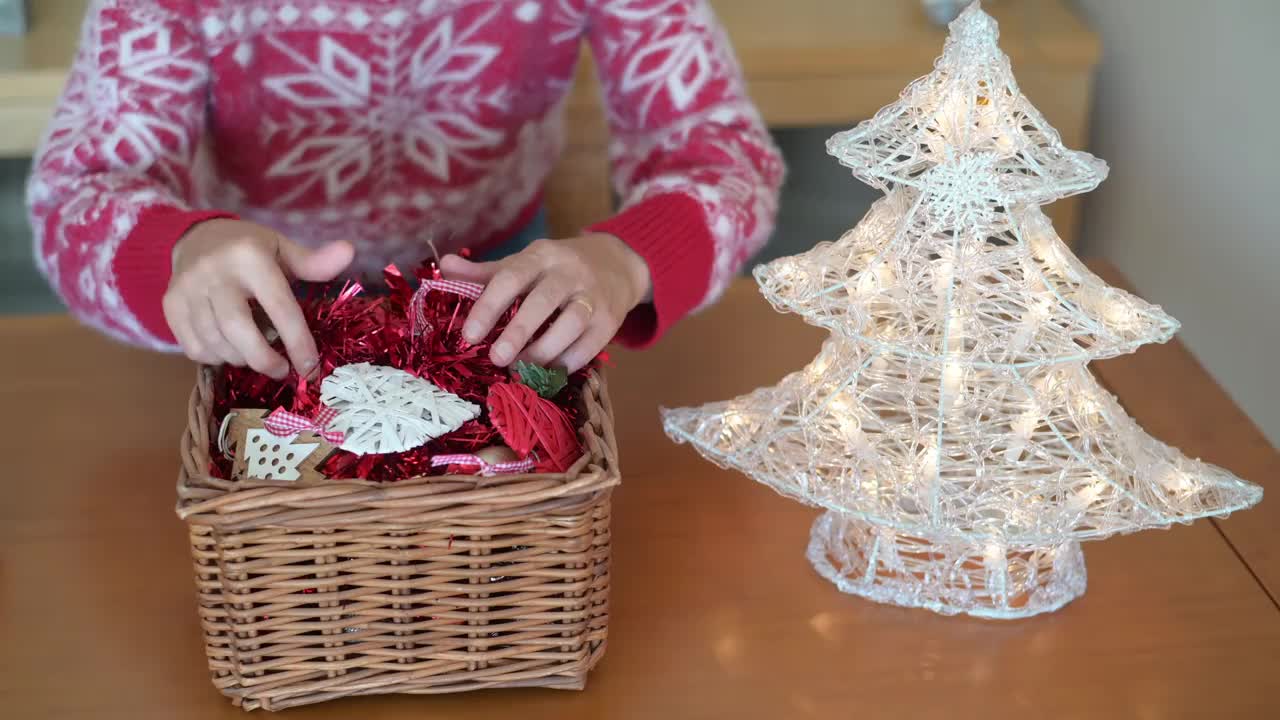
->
[[264, 405, 345, 444]]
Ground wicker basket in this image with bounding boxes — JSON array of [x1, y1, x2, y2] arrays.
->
[[175, 367, 620, 711]]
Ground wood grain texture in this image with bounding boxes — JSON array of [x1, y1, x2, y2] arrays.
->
[[0, 260, 1276, 719]]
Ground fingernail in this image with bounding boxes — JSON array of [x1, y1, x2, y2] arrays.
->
[[492, 342, 512, 365]]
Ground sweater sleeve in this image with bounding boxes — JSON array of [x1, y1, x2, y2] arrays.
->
[[26, 0, 225, 349], [583, 0, 784, 347]]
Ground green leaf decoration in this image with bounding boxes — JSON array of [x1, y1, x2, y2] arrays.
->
[[513, 360, 568, 399]]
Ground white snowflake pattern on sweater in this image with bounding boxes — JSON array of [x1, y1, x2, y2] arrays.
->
[[29, 0, 783, 348]]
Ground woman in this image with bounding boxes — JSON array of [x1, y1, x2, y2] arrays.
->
[[28, 0, 783, 377]]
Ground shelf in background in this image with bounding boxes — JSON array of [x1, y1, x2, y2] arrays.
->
[[0, 0, 84, 155]]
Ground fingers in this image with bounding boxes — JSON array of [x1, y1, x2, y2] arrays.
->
[[190, 296, 244, 366], [245, 265, 318, 375], [453, 238, 632, 369], [557, 321, 615, 374], [277, 238, 354, 282], [168, 276, 301, 379], [169, 221, 332, 374], [439, 253, 499, 284], [164, 292, 216, 365], [463, 260, 540, 345], [165, 287, 247, 366], [492, 281, 571, 365], [211, 285, 289, 379], [523, 298, 592, 366]]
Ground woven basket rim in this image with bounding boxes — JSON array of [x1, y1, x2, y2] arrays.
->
[[176, 366, 620, 524]]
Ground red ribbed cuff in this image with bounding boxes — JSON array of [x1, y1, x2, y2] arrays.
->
[[587, 192, 714, 348], [113, 207, 238, 344]]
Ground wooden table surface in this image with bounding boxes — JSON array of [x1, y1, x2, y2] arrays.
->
[[1, 260, 1277, 719]]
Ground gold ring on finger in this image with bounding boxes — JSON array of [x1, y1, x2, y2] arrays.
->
[[568, 296, 594, 317]]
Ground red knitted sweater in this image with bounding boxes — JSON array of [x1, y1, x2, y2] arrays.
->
[[27, 0, 783, 350]]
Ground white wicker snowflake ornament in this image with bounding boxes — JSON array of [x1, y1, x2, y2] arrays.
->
[[319, 363, 480, 455]]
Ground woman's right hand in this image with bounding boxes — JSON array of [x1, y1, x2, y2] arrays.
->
[[163, 219, 354, 379]]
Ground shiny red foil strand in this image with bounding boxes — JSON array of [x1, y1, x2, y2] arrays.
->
[[208, 261, 573, 482]]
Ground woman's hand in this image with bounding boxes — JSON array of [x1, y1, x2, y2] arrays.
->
[[164, 218, 354, 379], [440, 234, 652, 372]]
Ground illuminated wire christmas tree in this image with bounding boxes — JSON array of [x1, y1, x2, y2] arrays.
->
[[662, 3, 1262, 619]]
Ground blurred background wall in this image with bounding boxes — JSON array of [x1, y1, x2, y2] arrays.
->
[[1074, 0, 1280, 445]]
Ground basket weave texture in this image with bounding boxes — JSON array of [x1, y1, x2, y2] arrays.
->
[[176, 367, 620, 711]]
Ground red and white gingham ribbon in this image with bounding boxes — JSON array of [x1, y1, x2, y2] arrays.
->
[[431, 453, 535, 477], [423, 279, 484, 300], [410, 279, 485, 336], [264, 405, 345, 444]]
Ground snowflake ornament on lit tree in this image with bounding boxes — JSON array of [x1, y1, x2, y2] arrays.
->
[[662, 3, 1262, 619]]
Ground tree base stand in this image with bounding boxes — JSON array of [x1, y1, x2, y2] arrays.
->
[[806, 511, 1088, 619]]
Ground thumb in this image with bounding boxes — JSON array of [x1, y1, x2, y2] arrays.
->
[[278, 238, 355, 282], [440, 253, 499, 284]]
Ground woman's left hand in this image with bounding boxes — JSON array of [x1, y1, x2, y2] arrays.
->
[[439, 233, 652, 372]]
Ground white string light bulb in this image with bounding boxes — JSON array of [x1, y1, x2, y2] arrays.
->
[[662, 3, 1262, 619]]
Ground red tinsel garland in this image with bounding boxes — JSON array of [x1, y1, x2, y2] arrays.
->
[[208, 262, 587, 481]]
